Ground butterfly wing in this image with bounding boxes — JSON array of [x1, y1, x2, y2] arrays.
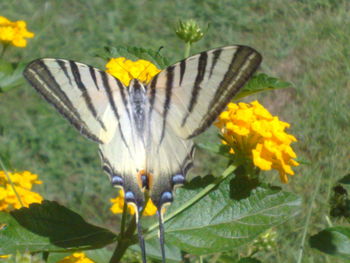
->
[[23, 59, 125, 143], [147, 45, 262, 206], [24, 59, 145, 207]]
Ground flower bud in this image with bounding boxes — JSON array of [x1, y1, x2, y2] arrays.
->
[[175, 19, 204, 44]]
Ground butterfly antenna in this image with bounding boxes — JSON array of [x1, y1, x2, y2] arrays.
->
[[157, 209, 166, 263], [136, 209, 147, 263]]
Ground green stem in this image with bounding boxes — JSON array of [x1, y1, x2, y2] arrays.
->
[[145, 164, 237, 236], [0, 157, 24, 207], [0, 43, 9, 58], [184, 42, 191, 58], [325, 215, 333, 227], [119, 199, 128, 237], [110, 215, 137, 263]]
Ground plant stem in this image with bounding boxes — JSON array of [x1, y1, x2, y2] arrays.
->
[[325, 215, 333, 227], [0, 157, 24, 207], [0, 44, 9, 58], [184, 42, 191, 58], [110, 215, 137, 263], [120, 200, 128, 237]]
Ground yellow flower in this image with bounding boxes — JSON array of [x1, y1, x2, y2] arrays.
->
[[215, 101, 299, 183], [106, 57, 161, 86], [0, 16, 34, 47], [110, 189, 157, 216], [57, 252, 94, 263], [0, 170, 43, 211]]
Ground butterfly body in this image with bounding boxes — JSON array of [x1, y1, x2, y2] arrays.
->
[[91, 76, 192, 210], [23, 45, 262, 262]]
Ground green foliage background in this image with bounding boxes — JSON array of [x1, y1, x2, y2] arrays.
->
[[0, 0, 349, 262]]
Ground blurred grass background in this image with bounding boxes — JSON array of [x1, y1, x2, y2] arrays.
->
[[0, 0, 349, 262]]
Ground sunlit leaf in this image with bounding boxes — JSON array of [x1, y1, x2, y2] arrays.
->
[[310, 226, 350, 260], [130, 239, 182, 262], [234, 73, 291, 100], [145, 171, 301, 255]]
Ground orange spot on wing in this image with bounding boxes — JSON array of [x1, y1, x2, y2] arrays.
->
[[136, 169, 154, 190]]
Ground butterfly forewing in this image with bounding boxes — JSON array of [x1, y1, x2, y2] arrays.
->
[[146, 46, 262, 204], [148, 45, 262, 140], [23, 59, 123, 144]]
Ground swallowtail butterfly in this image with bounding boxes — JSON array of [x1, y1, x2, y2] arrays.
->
[[24, 45, 262, 263]]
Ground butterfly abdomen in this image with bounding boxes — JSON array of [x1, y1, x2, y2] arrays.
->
[[129, 79, 148, 140]]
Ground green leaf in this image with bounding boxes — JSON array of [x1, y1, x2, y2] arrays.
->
[[338, 174, 350, 193], [330, 174, 350, 219], [47, 252, 71, 263], [47, 248, 113, 263], [96, 46, 170, 69], [309, 226, 350, 259], [197, 142, 232, 158], [130, 239, 182, 262], [0, 62, 26, 93], [234, 73, 291, 100], [145, 171, 301, 255], [0, 201, 117, 254]]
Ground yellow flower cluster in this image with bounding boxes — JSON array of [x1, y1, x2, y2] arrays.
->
[[110, 189, 157, 216], [0, 170, 43, 211], [216, 101, 299, 183], [57, 252, 94, 263], [0, 16, 34, 47], [106, 57, 160, 86]]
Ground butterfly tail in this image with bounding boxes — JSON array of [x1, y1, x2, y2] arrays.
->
[[157, 209, 166, 263], [135, 210, 147, 263]]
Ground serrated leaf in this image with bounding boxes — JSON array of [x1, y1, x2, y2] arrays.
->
[[309, 226, 350, 259], [234, 73, 291, 100], [145, 171, 301, 255], [130, 239, 182, 263], [0, 201, 117, 254], [96, 46, 170, 69]]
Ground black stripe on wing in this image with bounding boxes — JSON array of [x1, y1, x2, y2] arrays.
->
[[99, 71, 132, 153], [115, 77, 132, 122], [188, 46, 262, 138], [23, 59, 104, 143], [181, 51, 208, 127], [69, 61, 107, 131], [159, 65, 175, 145], [88, 65, 99, 90], [148, 74, 158, 124]]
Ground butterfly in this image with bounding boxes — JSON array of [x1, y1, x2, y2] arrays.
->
[[23, 45, 262, 263]]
